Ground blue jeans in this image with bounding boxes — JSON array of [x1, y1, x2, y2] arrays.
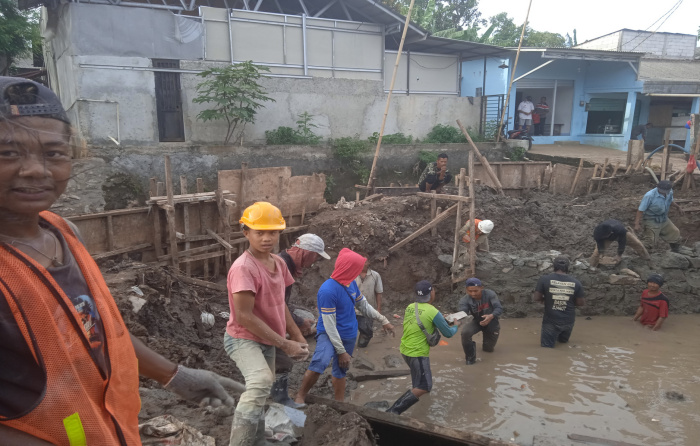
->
[[540, 321, 574, 348], [223, 333, 276, 420], [308, 333, 356, 378]]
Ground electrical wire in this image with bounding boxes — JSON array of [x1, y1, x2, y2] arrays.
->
[[620, 0, 683, 51]]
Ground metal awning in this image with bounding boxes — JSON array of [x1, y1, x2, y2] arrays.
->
[[515, 48, 643, 63], [391, 35, 512, 60]]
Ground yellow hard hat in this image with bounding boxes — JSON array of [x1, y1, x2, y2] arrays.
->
[[240, 202, 286, 230]]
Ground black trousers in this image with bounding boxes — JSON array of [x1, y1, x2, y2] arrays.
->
[[461, 317, 500, 358]]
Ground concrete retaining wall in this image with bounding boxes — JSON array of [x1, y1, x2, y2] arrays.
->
[[55, 142, 508, 215]]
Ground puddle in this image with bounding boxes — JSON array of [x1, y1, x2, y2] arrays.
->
[[350, 315, 700, 445]]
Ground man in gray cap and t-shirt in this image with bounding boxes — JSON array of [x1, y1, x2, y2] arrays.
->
[[274, 233, 330, 407], [634, 180, 686, 253]]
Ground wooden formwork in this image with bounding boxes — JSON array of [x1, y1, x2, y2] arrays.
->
[[69, 163, 327, 284], [472, 161, 551, 195]]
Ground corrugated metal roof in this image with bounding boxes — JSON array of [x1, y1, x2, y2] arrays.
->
[[639, 59, 700, 81]]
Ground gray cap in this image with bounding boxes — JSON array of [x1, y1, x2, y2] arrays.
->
[[0, 77, 69, 124], [295, 233, 330, 259], [657, 180, 672, 192]]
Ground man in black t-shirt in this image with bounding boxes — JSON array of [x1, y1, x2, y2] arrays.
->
[[533, 256, 585, 348]]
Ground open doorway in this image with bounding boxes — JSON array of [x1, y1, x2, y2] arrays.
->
[[515, 80, 573, 136]]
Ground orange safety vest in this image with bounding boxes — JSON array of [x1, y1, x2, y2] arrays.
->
[[461, 219, 482, 244], [0, 211, 141, 446]]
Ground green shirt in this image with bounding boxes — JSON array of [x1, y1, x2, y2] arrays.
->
[[399, 302, 440, 358]]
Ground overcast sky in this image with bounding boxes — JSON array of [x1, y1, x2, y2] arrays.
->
[[476, 0, 700, 44]]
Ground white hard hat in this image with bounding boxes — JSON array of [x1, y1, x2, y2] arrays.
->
[[478, 220, 494, 234]]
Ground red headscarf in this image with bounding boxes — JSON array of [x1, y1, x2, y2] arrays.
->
[[330, 248, 367, 286]]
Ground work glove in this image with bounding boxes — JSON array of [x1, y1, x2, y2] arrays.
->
[[165, 365, 245, 407]]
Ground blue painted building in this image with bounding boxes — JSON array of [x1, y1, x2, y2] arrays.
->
[[462, 30, 700, 152]]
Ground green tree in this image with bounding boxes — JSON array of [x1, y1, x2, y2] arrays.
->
[[525, 30, 566, 48], [0, 1, 40, 75], [487, 12, 520, 47], [193, 61, 275, 145], [382, 0, 484, 33]]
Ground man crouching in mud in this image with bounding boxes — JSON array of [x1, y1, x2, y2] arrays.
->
[[295, 248, 394, 403]]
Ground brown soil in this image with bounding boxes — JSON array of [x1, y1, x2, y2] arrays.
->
[[102, 172, 700, 444]]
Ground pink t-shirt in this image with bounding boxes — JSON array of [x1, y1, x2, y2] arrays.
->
[[226, 251, 294, 344]]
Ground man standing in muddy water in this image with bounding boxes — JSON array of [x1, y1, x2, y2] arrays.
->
[[534, 256, 585, 348], [458, 277, 503, 364], [224, 202, 310, 446], [295, 248, 394, 404]]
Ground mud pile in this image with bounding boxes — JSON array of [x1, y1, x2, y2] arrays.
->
[[101, 173, 700, 444]]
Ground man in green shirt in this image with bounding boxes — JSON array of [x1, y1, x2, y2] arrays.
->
[[386, 281, 459, 415]]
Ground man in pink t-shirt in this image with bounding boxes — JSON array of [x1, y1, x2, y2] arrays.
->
[[224, 202, 309, 446]]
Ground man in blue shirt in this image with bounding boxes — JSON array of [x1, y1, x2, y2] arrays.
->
[[634, 180, 685, 252], [294, 248, 394, 404]]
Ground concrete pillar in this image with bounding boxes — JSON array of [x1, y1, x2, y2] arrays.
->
[[627, 140, 645, 166]]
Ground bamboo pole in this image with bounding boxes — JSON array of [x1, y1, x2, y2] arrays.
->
[[468, 152, 476, 276], [661, 129, 671, 181], [496, 0, 535, 142], [164, 156, 179, 269], [451, 169, 467, 267], [365, 0, 416, 196], [456, 120, 504, 194], [569, 158, 584, 195], [430, 190, 437, 237]]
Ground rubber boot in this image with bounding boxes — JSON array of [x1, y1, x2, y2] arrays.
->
[[466, 341, 477, 365], [270, 374, 305, 409], [254, 415, 274, 446], [229, 412, 258, 446], [386, 390, 420, 415]]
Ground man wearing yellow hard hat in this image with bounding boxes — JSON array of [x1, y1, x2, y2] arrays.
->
[[223, 202, 310, 446]]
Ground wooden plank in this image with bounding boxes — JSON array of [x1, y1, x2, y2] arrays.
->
[[587, 164, 600, 195], [468, 151, 476, 276], [239, 162, 248, 219], [567, 433, 642, 446], [68, 207, 149, 221], [149, 177, 157, 197], [164, 156, 179, 269], [158, 243, 222, 261], [156, 182, 164, 197], [304, 394, 517, 446], [569, 158, 584, 195], [196, 178, 209, 279], [451, 168, 466, 267], [179, 250, 225, 263], [416, 192, 472, 203], [147, 191, 232, 205], [106, 215, 115, 251], [457, 119, 504, 194], [389, 204, 458, 252], [92, 243, 152, 261], [597, 158, 609, 193], [180, 175, 191, 277], [207, 229, 233, 250], [176, 274, 228, 292], [352, 369, 411, 382]]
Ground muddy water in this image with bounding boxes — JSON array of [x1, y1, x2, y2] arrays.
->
[[348, 315, 700, 446]]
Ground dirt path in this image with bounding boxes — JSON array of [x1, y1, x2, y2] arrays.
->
[[350, 315, 700, 446]]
